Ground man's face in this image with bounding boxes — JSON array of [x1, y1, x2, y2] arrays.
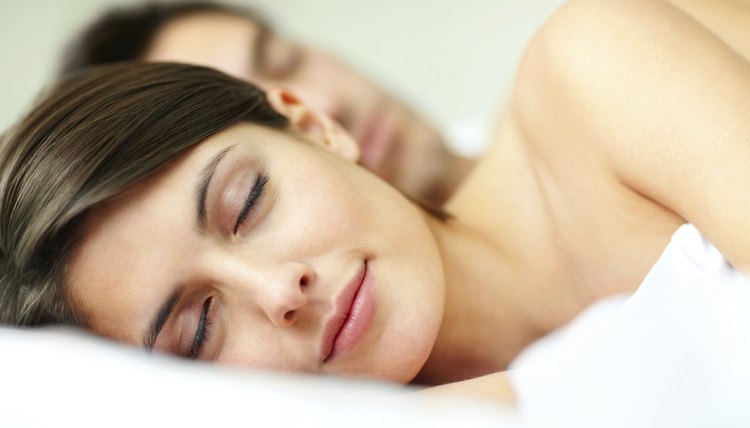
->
[[144, 12, 460, 202]]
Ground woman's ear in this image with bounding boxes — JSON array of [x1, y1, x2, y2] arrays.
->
[[266, 88, 360, 162]]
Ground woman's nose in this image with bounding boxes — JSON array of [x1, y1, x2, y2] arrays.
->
[[201, 251, 316, 327], [258, 263, 314, 327], [223, 260, 314, 327]]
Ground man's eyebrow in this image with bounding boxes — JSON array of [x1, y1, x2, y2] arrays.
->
[[143, 287, 184, 351], [196, 145, 236, 232], [251, 25, 271, 74]]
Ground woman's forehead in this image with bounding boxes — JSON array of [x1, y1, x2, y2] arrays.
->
[[72, 123, 285, 262], [64, 125, 275, 325]]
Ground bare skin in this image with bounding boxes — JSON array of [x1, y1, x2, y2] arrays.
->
[[417, 0, 750, 402], [666, 0, 750, 60]]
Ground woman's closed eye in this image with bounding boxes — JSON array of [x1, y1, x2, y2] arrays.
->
[[188, 296, 215, 360], [233, 173, 269, 235]]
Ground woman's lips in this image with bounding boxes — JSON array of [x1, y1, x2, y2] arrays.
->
[[321, 260, 376, 363]]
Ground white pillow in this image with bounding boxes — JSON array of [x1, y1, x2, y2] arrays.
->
[[0, 326, 515, 428]]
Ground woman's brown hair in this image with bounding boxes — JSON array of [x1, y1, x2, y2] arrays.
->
[[0, 62, 288, 327]]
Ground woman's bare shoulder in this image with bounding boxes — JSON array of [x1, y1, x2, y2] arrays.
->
[[512, 0, 750, 273]]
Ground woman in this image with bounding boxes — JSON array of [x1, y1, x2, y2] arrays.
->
[[2, 0, 750, 403]]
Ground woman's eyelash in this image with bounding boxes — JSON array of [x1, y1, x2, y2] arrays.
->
[[189, 296, 214, 360], [233, 174, 269, 235]]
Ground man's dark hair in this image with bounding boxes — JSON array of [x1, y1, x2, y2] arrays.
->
[[60, 1, 270, 77]]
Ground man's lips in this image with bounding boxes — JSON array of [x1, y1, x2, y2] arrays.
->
[[320, 260, 375, 363]]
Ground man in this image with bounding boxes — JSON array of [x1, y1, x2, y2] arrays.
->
[[61, 1, 475, 204]]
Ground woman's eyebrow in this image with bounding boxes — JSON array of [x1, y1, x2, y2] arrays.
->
[[143, 287, 184, 350], [196, 145, 236, 232]]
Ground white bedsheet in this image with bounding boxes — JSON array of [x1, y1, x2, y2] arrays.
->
[[510, 224, 750, 427]]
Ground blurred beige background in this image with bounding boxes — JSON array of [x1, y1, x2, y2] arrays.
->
[[0, 0, 565, 154]]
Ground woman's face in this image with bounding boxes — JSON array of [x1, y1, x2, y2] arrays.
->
[[66, 111, 445, 383]]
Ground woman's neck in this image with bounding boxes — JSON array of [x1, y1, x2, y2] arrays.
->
[[413, 215, 587, 385], [412, 218, 531, 384]]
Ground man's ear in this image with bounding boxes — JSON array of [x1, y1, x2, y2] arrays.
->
[[266, 88, 360, 162]]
